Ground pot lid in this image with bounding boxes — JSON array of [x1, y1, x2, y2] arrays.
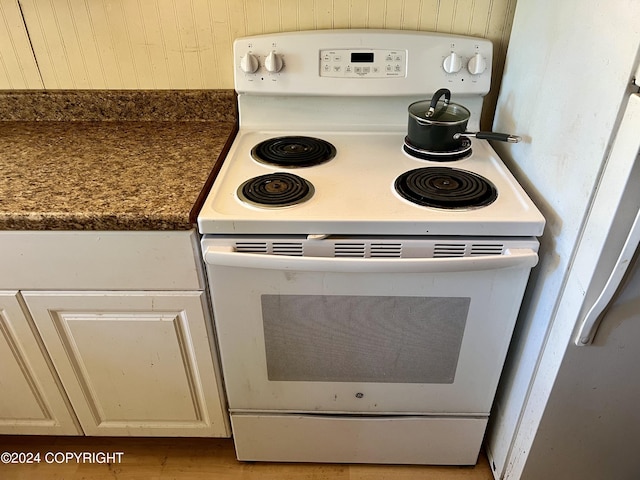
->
[[430, 101, 470, 122]]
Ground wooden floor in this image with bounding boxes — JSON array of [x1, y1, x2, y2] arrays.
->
[[0, 436, 495, 479]]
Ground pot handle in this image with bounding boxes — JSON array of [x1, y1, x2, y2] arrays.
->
[[454, 131, 521, 143], [426, 88, 451, 118]]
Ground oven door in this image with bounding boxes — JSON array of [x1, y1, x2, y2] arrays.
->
[[202, 237, 538, 415]]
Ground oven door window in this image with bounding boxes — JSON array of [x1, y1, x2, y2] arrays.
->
[[262, 295, 469, 384]]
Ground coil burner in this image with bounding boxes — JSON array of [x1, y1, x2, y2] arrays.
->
[[238, 172, 315, 207], [394, 167, 497, 209], [403, 136, 472, 161], [251, 136, 337, 167]]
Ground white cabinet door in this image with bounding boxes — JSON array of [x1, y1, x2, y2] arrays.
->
[[22, 291, 230, 437], [0, 291, 80, 434]]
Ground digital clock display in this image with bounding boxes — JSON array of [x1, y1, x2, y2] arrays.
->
[[351, 52, 374, 63]]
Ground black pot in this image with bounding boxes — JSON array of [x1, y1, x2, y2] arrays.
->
[[407, 88, 520, 151]]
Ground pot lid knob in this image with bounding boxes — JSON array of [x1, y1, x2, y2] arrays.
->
[[426, 88, 452, 117]]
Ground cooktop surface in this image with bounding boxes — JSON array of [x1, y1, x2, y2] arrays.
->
[[197, 130, 545, 237]]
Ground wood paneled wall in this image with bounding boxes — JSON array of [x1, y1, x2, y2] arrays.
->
[[0, 0, 42, 88], [0, 0, 516, 91]]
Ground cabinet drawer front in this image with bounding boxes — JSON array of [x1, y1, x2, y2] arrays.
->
[[231, 413, 487, 465], [0, 231, 203, 290]]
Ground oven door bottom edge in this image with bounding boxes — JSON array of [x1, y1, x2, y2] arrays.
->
[[229, 409, 488, 417], [230, 412, 488, 465]]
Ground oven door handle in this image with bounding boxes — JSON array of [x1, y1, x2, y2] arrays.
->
[[204, 246, 538, 273]]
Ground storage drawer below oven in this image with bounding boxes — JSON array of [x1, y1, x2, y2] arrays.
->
[[230, 413, 487, 465]]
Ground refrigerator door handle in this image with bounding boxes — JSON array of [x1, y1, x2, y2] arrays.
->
[[575, 206, 640, 346]]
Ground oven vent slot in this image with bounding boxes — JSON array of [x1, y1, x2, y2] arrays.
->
[[433, 244, 467, 257], [370, 243, 403, 258], [470, 244, 504, 256], [272, 242, 304, 256], [235, 242, 268, 253], [334, 243, 367, 257]]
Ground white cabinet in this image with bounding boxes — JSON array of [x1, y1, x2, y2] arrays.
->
[[22, 291, 229, 437], [0, 230, 230, 437], [0, 291, 80, 435]]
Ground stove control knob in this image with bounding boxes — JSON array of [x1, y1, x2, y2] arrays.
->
[[240, 53, 259, 73], [443, 52, 462, 74], [264, 51, 284, 73], [467, 53, 488, 75]]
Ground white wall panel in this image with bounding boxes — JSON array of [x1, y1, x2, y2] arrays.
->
[[4, 0, 516, 90]]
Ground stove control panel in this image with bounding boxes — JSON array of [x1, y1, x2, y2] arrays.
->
[[234, 30, 492, 96], [319, 49, 406, 78]]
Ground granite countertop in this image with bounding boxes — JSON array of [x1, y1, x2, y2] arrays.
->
[[0, 91, 237, 230]]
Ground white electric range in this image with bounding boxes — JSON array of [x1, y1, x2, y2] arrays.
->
[[198, 30, 545, 465]]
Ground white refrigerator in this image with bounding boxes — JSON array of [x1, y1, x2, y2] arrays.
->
[[484, 1, 640, 479]]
